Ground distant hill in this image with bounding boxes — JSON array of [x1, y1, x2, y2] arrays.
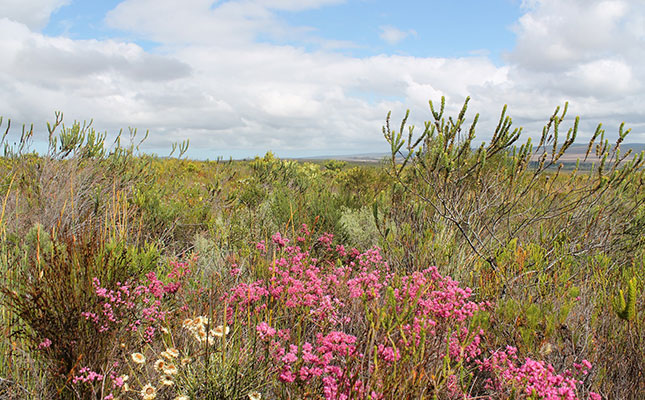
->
[[298, 144, 645, 164], [531, 143, 645, 162], [300, 153, 390, 163]]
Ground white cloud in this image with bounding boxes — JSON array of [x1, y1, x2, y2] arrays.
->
[[1, 0, 644, 159], [253, 0, 345, 12], [105, 0, 346, 46], [496, 0, 645, 140], [567, 59, 635, 97], [378, 25, 416, 45], [0, 0, 70, 30], [511, 0, 632, 71]]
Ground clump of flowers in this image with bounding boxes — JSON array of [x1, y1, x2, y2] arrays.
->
[[232, 230, 490, 399], [72, 260, 194, 399], [81, 259, 192, 343], [71, 231, 605, 400], [72, 367, 104, 384], [182, 316, 230, 345], [255, 325, 362, 399], [478, 346, 601, 400], [37, 338, 52, 349]]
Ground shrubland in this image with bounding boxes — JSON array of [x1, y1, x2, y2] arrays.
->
[[0, 100, 642, 399]]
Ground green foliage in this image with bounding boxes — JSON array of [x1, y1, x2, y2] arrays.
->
[[383, 96, 645, 271], [337, 205, 379, 249], [613, 277, 638, 321], [0, 101, 644, 398], [324, 159, 346, 173], [1, 231, 160, 397]]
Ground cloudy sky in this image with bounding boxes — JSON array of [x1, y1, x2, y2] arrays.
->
[[1, 0, 644, 159]]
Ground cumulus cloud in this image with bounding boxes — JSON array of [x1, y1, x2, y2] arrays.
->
[[511, 0, 632, 71], [0, 0, 644, 159], [0, 0, 70, 29], [0, 17, 198, 136], [105, 0, 346, 46], [379, 25, 416, 45], [496, 0, 645, 138]]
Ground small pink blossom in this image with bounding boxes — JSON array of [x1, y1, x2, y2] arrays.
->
[[38, 338, 52, 349]]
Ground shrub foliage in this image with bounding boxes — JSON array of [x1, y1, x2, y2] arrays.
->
[[0, 100, 643, 399]]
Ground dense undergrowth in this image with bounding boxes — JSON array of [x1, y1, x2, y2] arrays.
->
[[0, 100, 643, 399]]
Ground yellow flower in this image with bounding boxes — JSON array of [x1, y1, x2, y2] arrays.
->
[[175, 396, 190, 400], [195, 316, 209, 326], [122, 383, 130, 392], [154, 359, 166, 371], [166, 347, 180, 358], [248, 391, 262, 400], [160, 351, 171, 360], [163, 363, 179, 375], [161, 327, 169, 334], [141, 384, 157, 400], [131, 352, 146, 364], [181, 357, 192, 366]]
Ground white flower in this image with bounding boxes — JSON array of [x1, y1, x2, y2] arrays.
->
[[163, 363, 179, 375], [161, 375, 174, 386], [194, 328, 208, 343], [131, 352, 146, 364], [154, 359, 166, 371], [211, 325, 230, 338], [166, 347, 180, 358], [141, 383, 157, 400], [182, 318, 194, 329]]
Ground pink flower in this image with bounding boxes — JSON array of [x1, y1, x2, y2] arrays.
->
[[38, 338, 52, 349], [272, 232, 289, 247], [282, 352, 298, 364], [256, 322, 276, 340], [279, 367, 296, 383], [72, 367, 104, 384], [256, 240, 266, 253], [377, 344, 400, 364]]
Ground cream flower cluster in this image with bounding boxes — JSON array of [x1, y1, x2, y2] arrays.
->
[[128, 348, 190, 400], [182, 316, 230, 345]]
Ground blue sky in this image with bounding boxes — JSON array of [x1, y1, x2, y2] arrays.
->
[[271, 1, 523, 62], [43, 1, 523, 61], [1, 0, 644, 159]]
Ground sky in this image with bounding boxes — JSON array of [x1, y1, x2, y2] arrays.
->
[[1, 0, 644, 159]]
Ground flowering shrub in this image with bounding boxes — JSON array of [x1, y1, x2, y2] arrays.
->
[[70, 260, 194, 399], [68, 231, 601, 400], [82, 260, 191, 342], [222, 229, 492, 398], [478, 346, 600, 400]]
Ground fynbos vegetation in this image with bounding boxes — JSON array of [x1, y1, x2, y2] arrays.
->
[[0, 98, 643, 399]]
